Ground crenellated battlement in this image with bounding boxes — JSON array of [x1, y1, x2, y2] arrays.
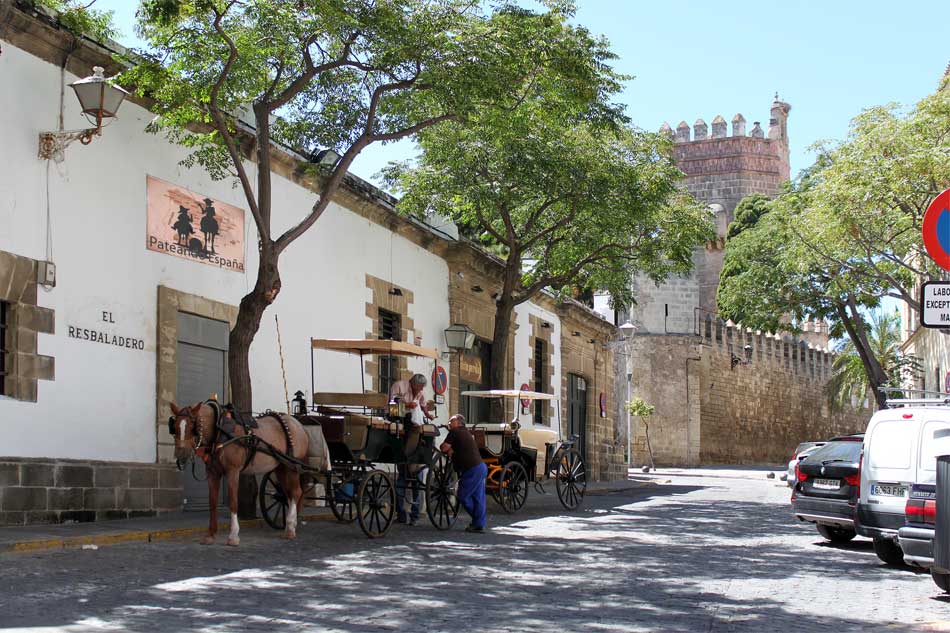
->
[[697, 316, 834, 382], [661, 96, 791, 146]]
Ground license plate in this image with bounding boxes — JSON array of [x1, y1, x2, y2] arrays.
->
[[812, 478, 840, 490], [872, 483, 908, 497]]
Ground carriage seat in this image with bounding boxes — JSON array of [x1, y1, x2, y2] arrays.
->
[[297, 415, 344, 443]]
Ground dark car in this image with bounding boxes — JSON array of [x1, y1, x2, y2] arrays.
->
[[897, 483, 946, 590], [792, 434, 864, 542]]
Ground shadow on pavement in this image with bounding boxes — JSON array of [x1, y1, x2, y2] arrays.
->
[[0, 482, 935, 632]]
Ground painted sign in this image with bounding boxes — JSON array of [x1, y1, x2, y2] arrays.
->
[[432, 365, 448, 395], [945, 371, 950, 394], [459, 354, 482, 383], [599, 392, 607, 418], [146, 176, 246, 272], [920, 281, 950, 328], [67, 309, 145, 351], [922, 188, 950, 271]]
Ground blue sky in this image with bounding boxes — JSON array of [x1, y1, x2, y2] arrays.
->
[[94, 0, 950, 189]]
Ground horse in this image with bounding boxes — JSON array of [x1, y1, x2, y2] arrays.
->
[[199, 199, 219, 254], [169, 401, 310, 546], [171, 207, 193, 246]]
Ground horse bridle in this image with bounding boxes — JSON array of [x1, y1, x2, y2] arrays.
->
[[168, 408, 209, 473]]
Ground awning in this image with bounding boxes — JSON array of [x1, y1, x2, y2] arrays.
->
[[461, 389, 557, 401], [311, 338, 439, 359]]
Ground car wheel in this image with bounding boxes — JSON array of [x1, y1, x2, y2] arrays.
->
[[817, 524, 856, 543], [872, 538, 905, 566], [932, 571, 950, 593]]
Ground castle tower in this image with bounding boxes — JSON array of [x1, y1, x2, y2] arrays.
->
[[669, 95, 791, 314], [632, 97, 791, 335]]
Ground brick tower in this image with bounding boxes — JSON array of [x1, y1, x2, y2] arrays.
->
[[630, 96, 792, 334]]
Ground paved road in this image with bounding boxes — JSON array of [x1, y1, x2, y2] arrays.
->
[[0, 470, 947, 632]]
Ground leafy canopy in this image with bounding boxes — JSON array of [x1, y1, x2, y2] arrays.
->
[[384, 95, 712, 307]]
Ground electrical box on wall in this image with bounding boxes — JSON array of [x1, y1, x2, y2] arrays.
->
[[37, 261, 56, 287]]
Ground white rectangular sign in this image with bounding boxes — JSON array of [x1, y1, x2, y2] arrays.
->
[[921, 282, 950, 328]]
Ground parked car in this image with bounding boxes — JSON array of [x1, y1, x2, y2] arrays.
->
[[857, 402, 950, 565], [787, 441, 826, 487], [792, 434, 863, 542], [898, 483, 937, 569]]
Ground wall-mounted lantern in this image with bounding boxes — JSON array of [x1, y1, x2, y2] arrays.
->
[[619, 320, 636, 340], [444, 323, 476, 352], [38, 66, 130, 162]]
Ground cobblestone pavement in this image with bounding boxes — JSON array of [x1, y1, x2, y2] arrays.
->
[[1, 471, 948, 632]]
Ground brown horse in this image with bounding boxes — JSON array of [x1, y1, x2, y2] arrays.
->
[[169, 401, 310, 546]]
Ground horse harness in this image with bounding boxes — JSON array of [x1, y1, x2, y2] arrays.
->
[[169, 400, 297, 474]]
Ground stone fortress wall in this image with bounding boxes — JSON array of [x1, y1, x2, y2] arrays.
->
[[625, 98, 868, 467]]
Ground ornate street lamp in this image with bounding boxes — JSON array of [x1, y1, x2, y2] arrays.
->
[[443, 323, 476, 352], [38, 66, 130, 162], [619, 320, 636, 339]]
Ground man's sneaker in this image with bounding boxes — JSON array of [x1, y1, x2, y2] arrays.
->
[[396, 515, 407, 524], [465, 525, 486, 533], [408, 518, 418, 526]]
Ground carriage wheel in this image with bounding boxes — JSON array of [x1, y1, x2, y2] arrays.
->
[[259, 470, 287, 530], [425, 454, 460, 530], [555, 448, 587, 510], [356, 470, 395, 538], [498, 462, 529, 514], [328, 472, 357, 523]]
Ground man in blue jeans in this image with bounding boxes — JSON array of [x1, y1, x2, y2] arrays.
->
[[440, 414, 487, 533]]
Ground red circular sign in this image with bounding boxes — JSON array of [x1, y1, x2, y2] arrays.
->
[[599, 392, 607, 416], [519, 383, 531, 408], [945, 371, 950, 395], [922, 188, 950, 271], [432, 366, 447, 395]]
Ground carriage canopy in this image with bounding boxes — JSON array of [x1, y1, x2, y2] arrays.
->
[[311, 338, 438, 359], [460, 389, 557, 401]]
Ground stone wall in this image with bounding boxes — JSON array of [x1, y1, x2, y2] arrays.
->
[[630, 324, 867, 467], [0, 457, 181, 525], [0, 250, 55, 401]]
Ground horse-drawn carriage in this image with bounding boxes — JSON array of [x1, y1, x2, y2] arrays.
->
[[257, 338, 460, 538], [462, 389, 587, 513]]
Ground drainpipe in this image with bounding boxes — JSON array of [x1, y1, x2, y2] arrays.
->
[[685, 356, 701, 468]]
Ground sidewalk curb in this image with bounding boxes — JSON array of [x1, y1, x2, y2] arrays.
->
[[3, 511, 334, 554]]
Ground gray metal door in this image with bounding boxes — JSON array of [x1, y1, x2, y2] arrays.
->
[[176, 312, 229, 511], [567, 373, 588, 462]]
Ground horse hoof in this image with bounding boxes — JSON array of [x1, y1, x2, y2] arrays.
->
[[226, 538, 240, 547], [200, 536, 215, 545], [281, 532, 297, 540]]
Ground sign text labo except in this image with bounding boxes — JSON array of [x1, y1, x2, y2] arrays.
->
[[67, 310, 145, 350], [920, 282, 950, 328]]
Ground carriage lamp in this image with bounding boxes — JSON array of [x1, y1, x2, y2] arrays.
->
[[443, 323, 476, 352], [292, 390, 308, 416], [38, 66, 130, 162]]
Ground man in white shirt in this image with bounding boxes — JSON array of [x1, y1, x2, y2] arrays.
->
[[389, 373, 434, 525]]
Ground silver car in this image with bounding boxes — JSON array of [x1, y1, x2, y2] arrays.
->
[[787, 441, 826, 487]]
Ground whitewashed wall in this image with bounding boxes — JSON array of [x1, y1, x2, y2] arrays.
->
[[0, 43, 450, 462], [512, 302, 562, 428]]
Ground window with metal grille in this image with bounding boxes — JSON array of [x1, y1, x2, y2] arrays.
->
[[533, 338, 546, 425], [0, 301, 8, 396], [378, 309, 401, 395]]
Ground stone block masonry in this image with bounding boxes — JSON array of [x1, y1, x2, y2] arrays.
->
[[0, 457, 182, 525], [629, 323, 866, 467]]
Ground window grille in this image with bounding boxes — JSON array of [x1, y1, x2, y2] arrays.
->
[[378, 309, 401, 395], [534, 338, 546, 425]]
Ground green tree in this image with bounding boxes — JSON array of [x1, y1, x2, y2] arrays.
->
[[718, 78, 950, 409], [826, 311, 920, 411], [384, 95, 712, 394], [127, 0, 614, 415], [725, 193, 771, 240]]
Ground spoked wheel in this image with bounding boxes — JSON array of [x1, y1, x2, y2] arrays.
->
[[259, 470, 287, 530], [555, 448, 587, 510], [356, 470, 395, 538], [426, 453, 460, 530], [498, 461, 529, 514], [327, 472, 357, 523]]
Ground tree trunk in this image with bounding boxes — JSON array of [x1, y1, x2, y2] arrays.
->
[[489, 295, 515, 421], [835, 299, 889, 409], [228, 247, 282, 518]]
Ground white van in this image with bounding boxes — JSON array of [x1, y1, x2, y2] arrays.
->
[[857, 399, 950, 565]]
